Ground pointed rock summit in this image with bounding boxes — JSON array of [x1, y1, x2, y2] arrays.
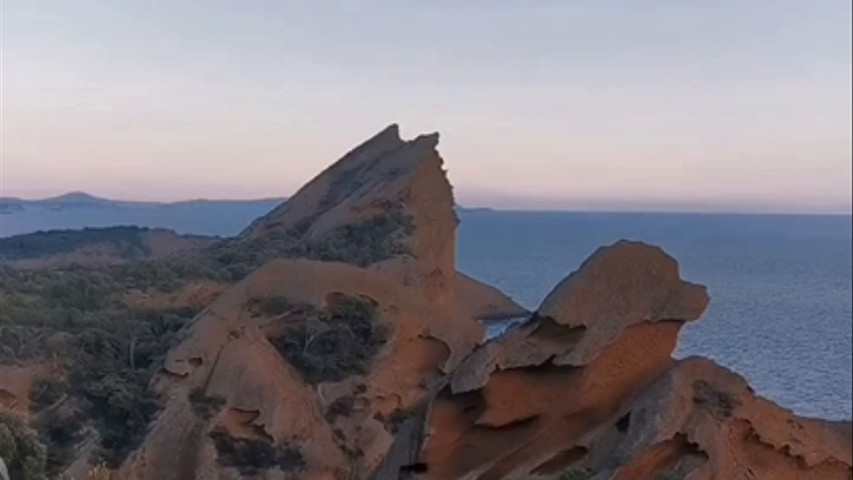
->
[[239, 124, 456, 307], [119, 126, 524, 480]]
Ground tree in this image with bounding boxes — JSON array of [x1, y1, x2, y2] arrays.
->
[[0, 412, 47, 480]]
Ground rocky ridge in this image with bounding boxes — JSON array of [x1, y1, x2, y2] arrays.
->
[[1, 125, 848, 480], [120, 125, 850, 480]]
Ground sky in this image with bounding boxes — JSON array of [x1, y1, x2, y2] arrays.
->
[[2, 1, 851, 213]]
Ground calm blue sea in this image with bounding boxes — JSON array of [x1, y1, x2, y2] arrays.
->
[[456, 211, 853, 420], [2, 207, 850, 420]]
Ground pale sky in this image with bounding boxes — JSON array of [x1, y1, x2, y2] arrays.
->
[[2, 1, 851, 213]]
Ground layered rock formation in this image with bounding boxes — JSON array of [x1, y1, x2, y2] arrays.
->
[[119, 125, 527, 480], [382, 242, 852, 480], [98, 126, 851, 479]]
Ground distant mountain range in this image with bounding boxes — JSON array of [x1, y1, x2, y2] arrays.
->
[[0, 192, 287, 237], [0, 191, 287, 211], [0, 192, 495, 238]]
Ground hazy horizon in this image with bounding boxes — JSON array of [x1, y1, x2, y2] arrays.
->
[[2, 1, 851, 214], [4, 187, 853, 216]]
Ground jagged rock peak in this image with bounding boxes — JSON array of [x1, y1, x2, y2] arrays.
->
[[236, 124, 457, 306], [333, 123, 404, 167], [241, 124, 447, 240]]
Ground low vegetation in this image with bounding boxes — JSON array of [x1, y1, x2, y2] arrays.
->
[[0, 265, 198, 470], [213, 208, 415, 274], [208, 427, 304, 476], [692, 379, 741, 420], [0, 227, 152, 261], [263, 293, 387, 384], [28, 377, 69, 411], [0, 411, 48, 480], [560, 468, 593, 480], [0, 204, 413, 476], [31, 407, 84, 475], [324, 396, 356, 423], [188, 388, 226, 420], [301, 210, 414, 266]]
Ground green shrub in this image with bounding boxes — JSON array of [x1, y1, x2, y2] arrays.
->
[[188, 388, 226, 419], [0, 411, 47, 480], [209, 206, 415, 272], [208, 427, 304, 476], [74, 370, 160, 467], [0, 202, 413, 472], [561, 468, 593, 480], [0, 227, 151, 261], [32, 408, 85, 476], [324, 396, 355, 423], [267, 294, 386, 384], [29, 377, 69, 411], [304, 211, 414, 267]]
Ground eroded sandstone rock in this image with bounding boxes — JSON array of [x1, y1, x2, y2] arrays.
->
[[382, 241, 851, 480], [115, 126, 850, 480], [120, 126, 519, 480]]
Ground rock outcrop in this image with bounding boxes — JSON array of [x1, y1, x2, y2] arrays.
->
[[384, 241, 851, 480], [119, 126, 526, 480], [112, 125, 851, 480], [240, 124, 458, 308]]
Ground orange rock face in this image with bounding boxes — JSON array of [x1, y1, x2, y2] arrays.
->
[[115, 126, 850, 480], [383, 242, 851, 480], [120, 126, 522, 480]]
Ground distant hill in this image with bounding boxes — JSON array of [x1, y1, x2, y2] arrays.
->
[[0, 192, 488, 238], [2, 192, 122, 210], [0, 226, 218, 268], [0, 193, 286, 237]]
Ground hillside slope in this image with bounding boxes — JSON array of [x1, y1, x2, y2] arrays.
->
[[0, 226, 217, 268]]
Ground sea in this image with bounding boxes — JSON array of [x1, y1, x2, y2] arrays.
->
[[1, 206, 851, 420]]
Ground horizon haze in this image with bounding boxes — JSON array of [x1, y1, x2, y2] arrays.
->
[[2, 1, 852, 214], [3, 188, 853, 216]]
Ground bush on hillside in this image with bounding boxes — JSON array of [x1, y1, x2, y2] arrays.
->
[[188, 388, 226, 420], [0, 227, 151, 261], [561, 468, 593, 480], [267, 293, 387, 384], [208, 427, 304, 476], [0, 411, 47, 480]]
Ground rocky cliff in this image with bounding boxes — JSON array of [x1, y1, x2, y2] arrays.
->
[[1, 125, 848, 480], [380, 242, 851, 480], [117, 126, 850, 480], [117, 126, 526, 480]]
